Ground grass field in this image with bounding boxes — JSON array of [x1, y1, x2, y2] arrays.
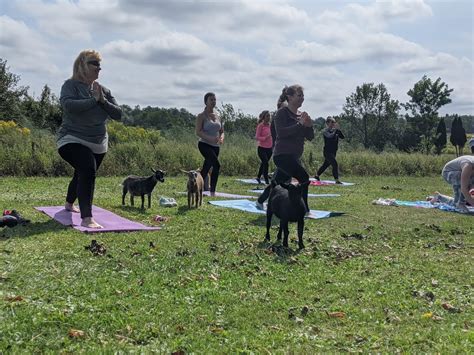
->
[[0, 176, 472, 353]]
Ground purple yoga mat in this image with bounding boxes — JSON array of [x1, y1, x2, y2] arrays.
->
[[35, 205, 161, 233]]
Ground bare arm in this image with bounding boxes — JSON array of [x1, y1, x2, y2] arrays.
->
[[460, 163, 474, 206], [218, 121, 225, 144]]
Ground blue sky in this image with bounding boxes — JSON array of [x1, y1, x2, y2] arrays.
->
[[0, 0, 472, 118]]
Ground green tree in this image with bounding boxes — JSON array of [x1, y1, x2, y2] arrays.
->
[[217, 102, 256, 138], [342, 83, 400, 150], [449, 116, 467, 156], [22, 85, 62, 132], [403, 76, 453, 153], [433, 117, 447, 155], [0, 58, 29, 123]]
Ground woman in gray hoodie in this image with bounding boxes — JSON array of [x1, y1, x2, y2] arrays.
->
[[57, 50, 122, 228]]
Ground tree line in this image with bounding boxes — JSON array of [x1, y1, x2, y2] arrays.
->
[[1, 57, 472, 155]]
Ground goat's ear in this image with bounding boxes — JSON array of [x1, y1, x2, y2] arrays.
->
[[180, 169, 189, 174], [151, 168, 156, 173], [161, 170, 166, 175]]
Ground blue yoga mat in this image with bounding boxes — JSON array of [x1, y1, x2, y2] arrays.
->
[[395, 200, 474, 214], [208, 199, 343, 219]]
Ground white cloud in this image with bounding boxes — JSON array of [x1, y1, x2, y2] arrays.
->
[[103, 34, 209, 66], [1, 0, 472, 116], [0, 15, 59, 75]]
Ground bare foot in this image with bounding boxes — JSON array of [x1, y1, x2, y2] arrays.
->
[[65, 202, 80, 213], [428, 191, 441, 204], [81, 217, 103, 229]]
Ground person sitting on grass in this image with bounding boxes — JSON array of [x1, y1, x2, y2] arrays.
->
[[429, 155, 474, 213], [314, 116, 344, 184]]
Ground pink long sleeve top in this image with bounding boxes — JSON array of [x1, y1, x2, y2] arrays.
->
[[255, 123, 273, 148]]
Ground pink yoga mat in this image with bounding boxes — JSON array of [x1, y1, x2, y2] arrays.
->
[[310, 180, 354, 186], [35, 205, 161, 233]]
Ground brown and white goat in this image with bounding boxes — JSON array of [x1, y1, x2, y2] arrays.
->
[[182, 170, 204, 208]]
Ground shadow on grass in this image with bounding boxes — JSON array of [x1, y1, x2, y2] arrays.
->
[[175, 205, 197, 215], [119, 205, 149, 214], [247, 215, 267, 226], [256, 238, 304, 263], [0, 220, 69, 240]]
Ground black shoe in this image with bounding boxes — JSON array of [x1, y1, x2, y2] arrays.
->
[[335, 180, 343, 184], [314, 175, 320, 181]]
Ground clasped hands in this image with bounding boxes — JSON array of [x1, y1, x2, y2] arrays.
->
[[298, 111, 312, 127], [91, 81, 105, 104]]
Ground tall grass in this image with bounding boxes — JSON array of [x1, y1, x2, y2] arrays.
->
[[0, 121, 464, 177]]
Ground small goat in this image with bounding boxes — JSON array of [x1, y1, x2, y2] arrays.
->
[[122, 169, 165, 209], [265, 181, 310, 249], [182, 170, 204, 208]]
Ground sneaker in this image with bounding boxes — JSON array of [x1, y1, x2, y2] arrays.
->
[[255, 201, 264, 210], [304, 211, 311, 218], [314, 175, 320, 181], [335, 180, 343, 184]]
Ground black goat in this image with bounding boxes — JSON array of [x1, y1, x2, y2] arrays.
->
[[265, 181, 310, 249], [122, 169, 165, 209]]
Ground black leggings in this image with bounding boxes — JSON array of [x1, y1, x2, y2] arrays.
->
[[198, 141, 221, 192], [316, 150, 339, 179], [257, 146, 273, 182], [58, 144, 105, 218], [257, 154, 310, 212]]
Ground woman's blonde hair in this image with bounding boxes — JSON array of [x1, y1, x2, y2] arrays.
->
[[71, 49, 102, 83], [257, 110, 270, 124]]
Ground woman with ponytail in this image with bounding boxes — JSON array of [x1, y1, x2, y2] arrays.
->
[[256, 85, 314, 213]]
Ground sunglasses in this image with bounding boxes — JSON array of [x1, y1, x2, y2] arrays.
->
[[87, 60, 101, 68]]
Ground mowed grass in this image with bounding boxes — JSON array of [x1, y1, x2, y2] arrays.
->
[[0, 176, 472, 353]]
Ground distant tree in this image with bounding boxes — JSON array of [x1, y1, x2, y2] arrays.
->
[[217, 102, 256, 138], [450, 116, 467, 156], [433, 117, 447, 155], [22, 84, 62, 132], [0, 58, 29, 123], [403, 75, 453, 153], [342, 82, 400, 150]]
